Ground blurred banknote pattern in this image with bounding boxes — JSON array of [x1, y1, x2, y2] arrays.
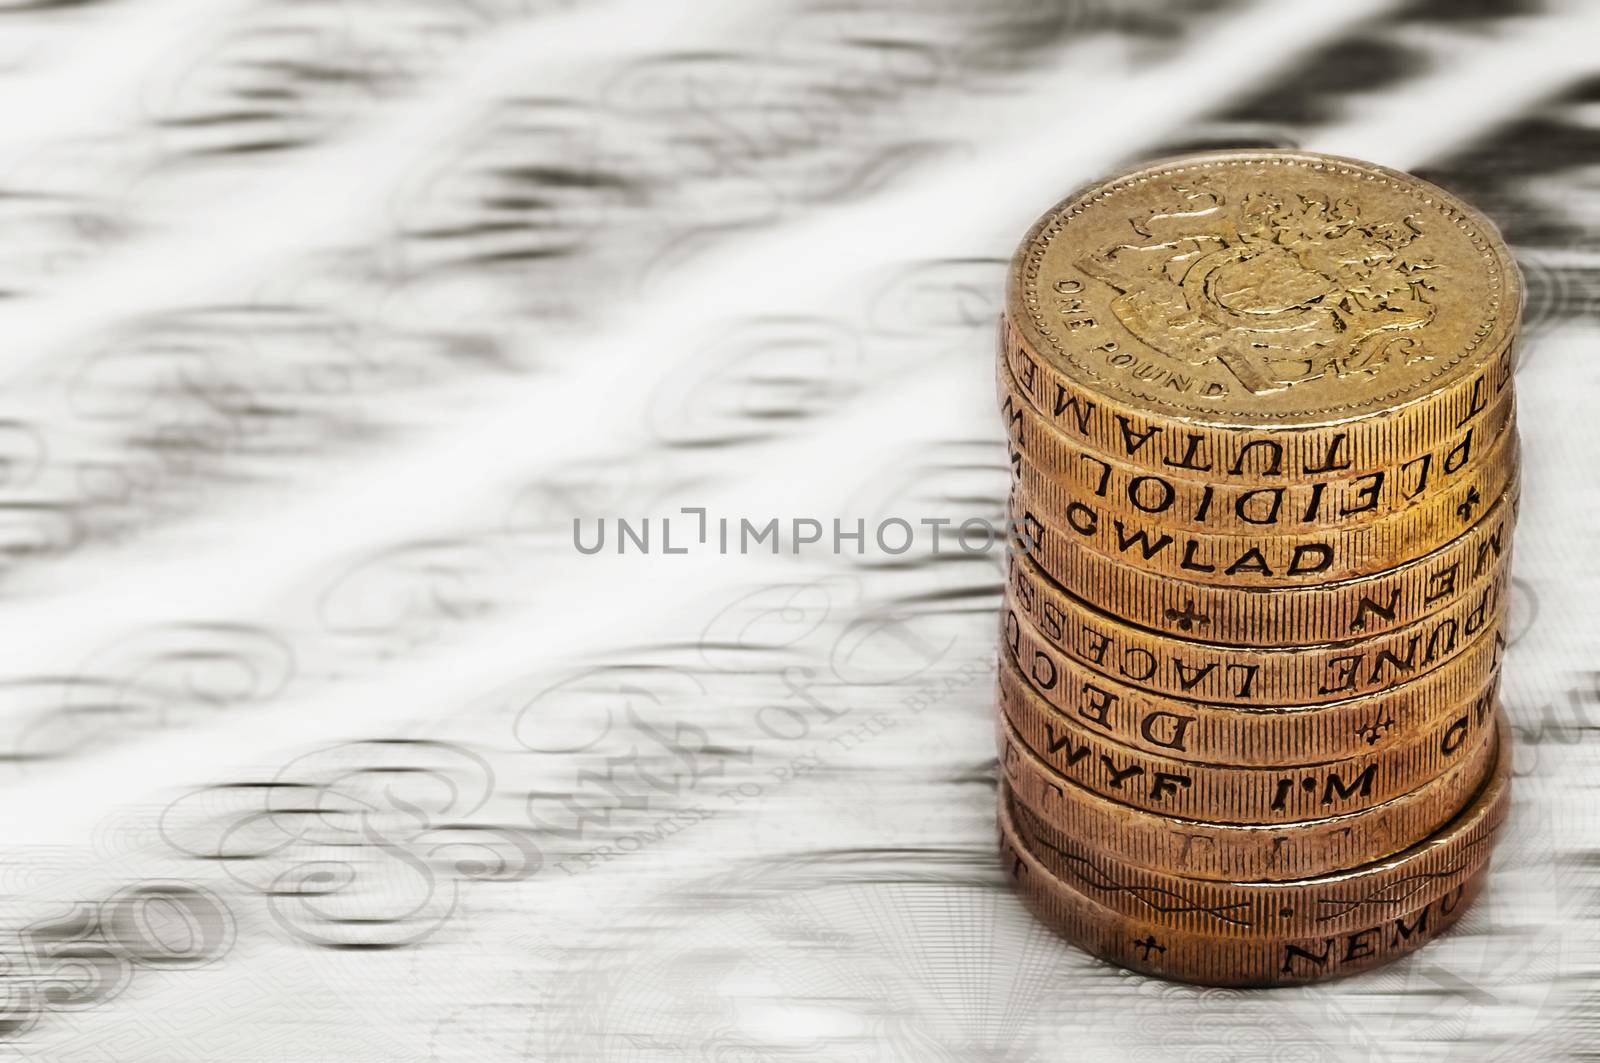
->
[[1, 0, 1598, 1058]]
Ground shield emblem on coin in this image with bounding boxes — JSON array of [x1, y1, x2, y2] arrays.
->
[[1078, 184, 1441, 394]]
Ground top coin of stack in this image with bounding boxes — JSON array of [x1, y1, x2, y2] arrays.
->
[[993, 150, 1520, 987]]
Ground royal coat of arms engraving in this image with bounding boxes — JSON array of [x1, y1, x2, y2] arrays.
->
[[1077, 184, 1442, 395]]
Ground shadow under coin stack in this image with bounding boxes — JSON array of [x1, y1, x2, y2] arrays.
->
[[994, 150, 1521, 987]]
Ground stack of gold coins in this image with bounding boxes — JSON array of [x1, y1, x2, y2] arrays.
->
[[994, 150, 1520, 987]]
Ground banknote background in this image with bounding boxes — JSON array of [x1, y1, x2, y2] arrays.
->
[[0, 0, 1596, 1059]]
